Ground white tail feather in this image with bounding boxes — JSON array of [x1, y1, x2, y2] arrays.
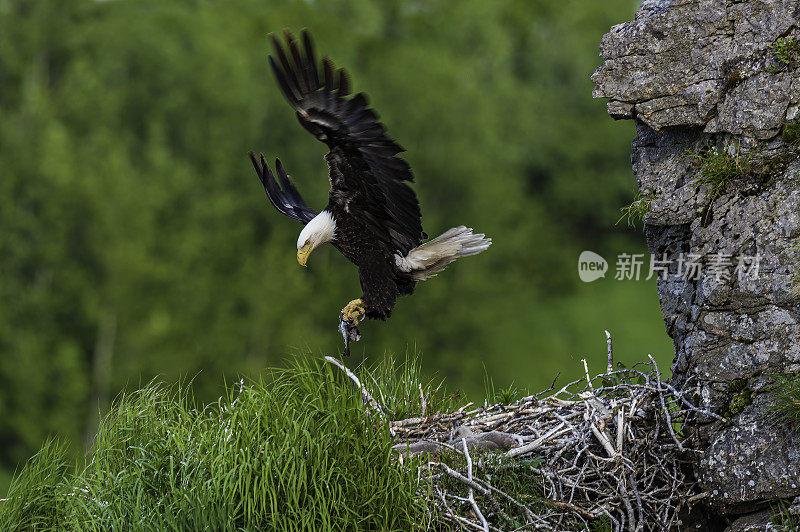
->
[[395, 226, 491, 280]]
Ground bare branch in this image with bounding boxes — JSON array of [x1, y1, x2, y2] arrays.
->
[[324, 356, 386, 418], [462, 438, 489, 532]]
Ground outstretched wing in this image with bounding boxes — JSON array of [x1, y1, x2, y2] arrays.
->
[[269, 30, 423, 255], [249, 153, 316, 224]]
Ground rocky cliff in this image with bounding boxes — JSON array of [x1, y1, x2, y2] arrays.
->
[[592, 0, 800, 525]]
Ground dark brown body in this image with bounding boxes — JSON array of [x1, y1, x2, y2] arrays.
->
[[328, 214, 418, 319]]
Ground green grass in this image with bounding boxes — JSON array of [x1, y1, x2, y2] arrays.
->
[[492, 383, 520, 406], [0, 439, 77, 531], [685, 145, 756, 200], [617, 190, 654, 228], [767, 372, 800, 429], [436, 448, 548, 529], [771, 499, 800, 531], [484, 366, 521, 406], [590, 515, 613, 532], [768, 37, 800, 74], [362, 354, 458, 420], [0, 358, 438, 531], [478, 454, 545, 522], [684, 141, 796, 202]]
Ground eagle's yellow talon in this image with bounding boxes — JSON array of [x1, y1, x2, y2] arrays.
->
[[340, 298, 365, 325]]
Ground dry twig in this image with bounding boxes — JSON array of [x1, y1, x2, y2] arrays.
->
[[324, 355, 386, 418]]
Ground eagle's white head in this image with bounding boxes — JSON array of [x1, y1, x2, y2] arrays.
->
[[296, 210, 336, 266]]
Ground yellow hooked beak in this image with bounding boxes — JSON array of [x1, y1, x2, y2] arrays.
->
[[297, 241, 313, 267]]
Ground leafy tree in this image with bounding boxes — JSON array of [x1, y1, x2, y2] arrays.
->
[[0, 0, 667, 490]]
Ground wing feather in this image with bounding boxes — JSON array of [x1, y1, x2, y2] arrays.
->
[[249, 153, 316, 225], [268, 29, 423, 254]]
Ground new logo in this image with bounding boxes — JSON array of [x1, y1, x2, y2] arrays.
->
[[578, 251, 608, 283]]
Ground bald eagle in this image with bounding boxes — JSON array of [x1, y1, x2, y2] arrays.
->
[[250, 30, 490, 351]]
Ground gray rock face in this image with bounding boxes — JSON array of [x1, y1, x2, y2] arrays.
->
[[593, 0, 799, 139], [725, 508, 779, 531], [592, 0, 800, 516]]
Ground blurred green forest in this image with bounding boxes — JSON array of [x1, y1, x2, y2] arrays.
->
[[0, 0, 671, 491]]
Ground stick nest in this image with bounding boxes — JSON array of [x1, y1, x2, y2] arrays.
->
[[329, 335, 718, 531]]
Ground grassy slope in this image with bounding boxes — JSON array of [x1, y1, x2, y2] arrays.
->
[[0, 359, 438, 531]]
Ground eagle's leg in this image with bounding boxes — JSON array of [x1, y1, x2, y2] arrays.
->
[[338, 298, 365, 357], [340, 298, 365, 325]]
